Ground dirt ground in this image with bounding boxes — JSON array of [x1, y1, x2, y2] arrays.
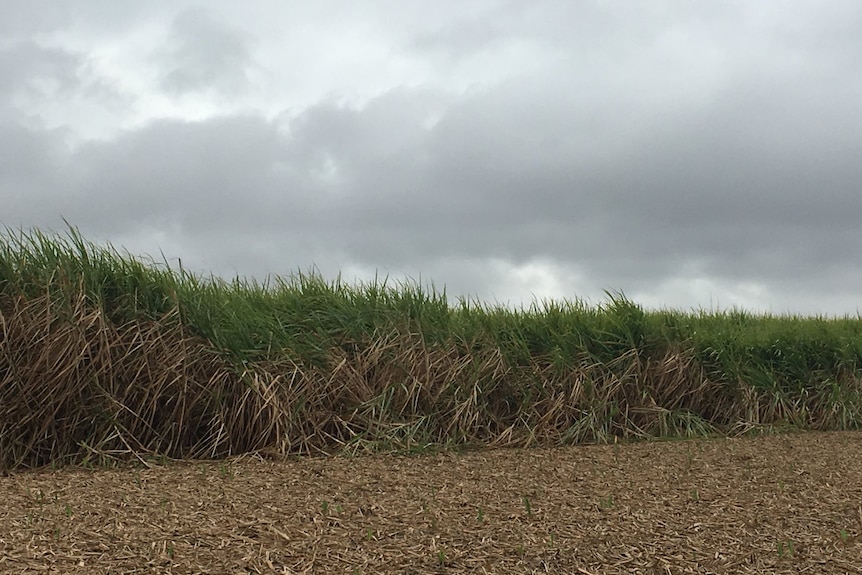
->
[[1, 431, 861, 574]]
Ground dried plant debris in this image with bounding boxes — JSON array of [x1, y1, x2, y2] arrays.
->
[[2, 431, 861, 574]]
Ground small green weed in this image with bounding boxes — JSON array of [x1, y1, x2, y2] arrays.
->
[[31, 488, 45, 506], [777, 540, 794, 558], [599, 495, 614, 510], [219, 462, 233, 479], [516, 543, 525, 556]]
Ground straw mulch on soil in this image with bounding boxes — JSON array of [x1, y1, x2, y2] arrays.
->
[[1, 431, 861, 574]]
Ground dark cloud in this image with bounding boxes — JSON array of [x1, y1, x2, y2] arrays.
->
[[0, 120, 74, 217], [0, 42, 85, 108], [156, 7, 253, 96]]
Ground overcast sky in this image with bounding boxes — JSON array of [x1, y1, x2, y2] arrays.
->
[[2, 1, 861, 315]]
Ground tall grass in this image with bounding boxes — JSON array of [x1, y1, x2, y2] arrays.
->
[[1, 228, 861, 470]]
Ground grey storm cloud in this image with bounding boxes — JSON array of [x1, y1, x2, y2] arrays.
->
[[38, 73, 859, 289], [0, 42, 81, 99], [2, 1, 862, 314], [157, 7, 253, 96]]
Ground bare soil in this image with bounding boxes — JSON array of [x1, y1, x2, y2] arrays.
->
[[2, 431, 861, 574]]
